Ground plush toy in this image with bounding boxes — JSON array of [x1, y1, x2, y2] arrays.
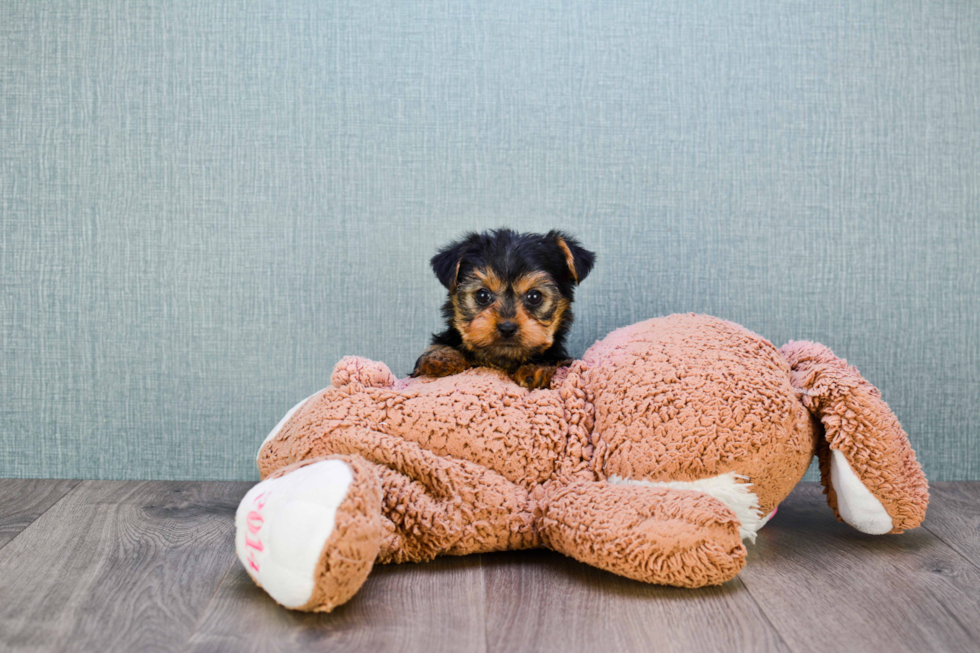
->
[[235, 313, 928, 612]]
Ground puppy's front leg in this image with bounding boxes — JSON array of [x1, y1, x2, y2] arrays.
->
[[511, 360, 572, 390], [410, 345, 473, 378]]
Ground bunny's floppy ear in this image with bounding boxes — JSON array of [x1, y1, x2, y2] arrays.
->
[[548, 230, 596, 285]]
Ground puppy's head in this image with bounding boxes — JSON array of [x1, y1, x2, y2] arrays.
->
[[430, 228, 595, 369]]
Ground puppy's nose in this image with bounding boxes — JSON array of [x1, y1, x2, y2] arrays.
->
[[497, 321, 518, 339]]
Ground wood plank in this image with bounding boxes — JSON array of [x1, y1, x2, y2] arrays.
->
[[739, 483, 980, 653], [184, 555, 487, 653], [483, 548, 789, 653], [923, 482, 980, 570], [0, 480, 251, 653], [0, 479, 80, 549]]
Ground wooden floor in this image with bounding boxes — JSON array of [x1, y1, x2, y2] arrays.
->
[[0, 481, 977, 653]]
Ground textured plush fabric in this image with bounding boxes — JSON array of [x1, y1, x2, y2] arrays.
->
[[247, 314, 928, 610], [781, 341, 930, 532], [580, 316, 815, 512], [2, 0, 978, 481]]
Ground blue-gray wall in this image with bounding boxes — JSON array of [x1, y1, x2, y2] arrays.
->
[[2, 0, 978, 481]]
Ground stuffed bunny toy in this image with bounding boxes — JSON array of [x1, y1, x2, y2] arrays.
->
[[236, 314, 928, 612]]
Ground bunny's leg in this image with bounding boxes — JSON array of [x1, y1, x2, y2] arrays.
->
[[235, 455, 383, 612], [325, 426, 538, 563], [539, 479, 747, 587], [239, 425, 538, 612]]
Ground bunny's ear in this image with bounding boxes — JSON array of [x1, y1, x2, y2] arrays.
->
[[430, 236, 471, 290], [548, 230, 596, 285]]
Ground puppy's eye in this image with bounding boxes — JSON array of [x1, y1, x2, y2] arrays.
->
[[475, 288, 493, 306], [525, 290, 543, 306]]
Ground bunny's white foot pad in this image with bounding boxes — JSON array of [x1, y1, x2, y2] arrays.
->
[[235, 457, 381, 611], [829, 449, 893, 534]]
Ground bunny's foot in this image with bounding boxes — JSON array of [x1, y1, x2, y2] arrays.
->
[[235, 455, 382, 612]]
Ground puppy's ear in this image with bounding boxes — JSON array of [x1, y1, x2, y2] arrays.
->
[[548, 230, 595, 285], [430, 237, 469, 290]]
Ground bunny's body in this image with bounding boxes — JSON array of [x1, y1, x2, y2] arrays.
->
[[238, 314, 928, 612]]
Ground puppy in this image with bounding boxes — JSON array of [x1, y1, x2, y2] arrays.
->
[[411, 228, 595, 389]]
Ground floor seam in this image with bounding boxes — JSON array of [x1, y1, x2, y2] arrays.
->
[[480, 554, 491, 653], [920, 523, 980, 574], [0, 479, 84, 555], [177, 481, 253, 653], [734, 575, 797, 653], [178, 548, 240, 652]]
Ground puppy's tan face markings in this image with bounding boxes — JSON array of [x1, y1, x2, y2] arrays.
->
[[513, 271, 562, 321], [452, 268, 504, 349], [510, 271, 566, 353], [452, 267, 565, 364]]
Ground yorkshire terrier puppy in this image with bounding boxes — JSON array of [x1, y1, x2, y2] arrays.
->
[[411, 228, 595, 389]]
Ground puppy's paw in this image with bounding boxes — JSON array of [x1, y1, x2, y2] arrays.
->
[[512, 363, 562, 390], [411, 345, 472, 378]]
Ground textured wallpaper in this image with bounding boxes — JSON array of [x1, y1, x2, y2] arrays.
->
[[1, 0, 978, 481]]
